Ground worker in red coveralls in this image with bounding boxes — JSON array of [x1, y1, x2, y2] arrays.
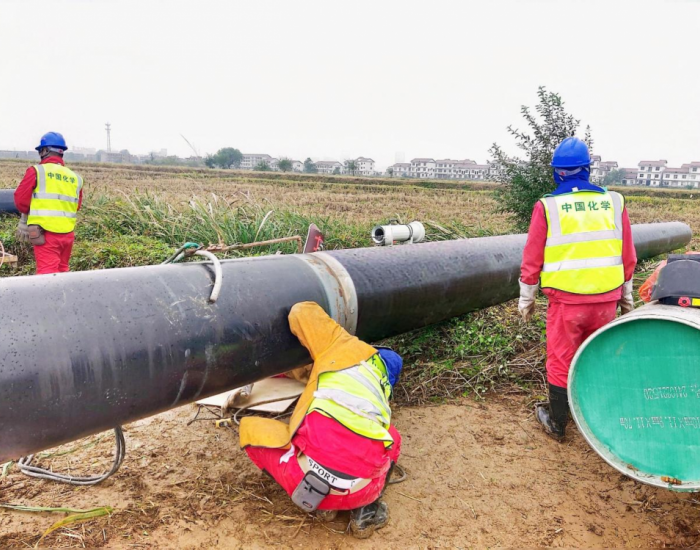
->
[[15, 132, 83, 275], [519, 137, 637, 441], [239, 301, 403, 538]]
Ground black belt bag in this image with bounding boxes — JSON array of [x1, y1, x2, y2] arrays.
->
[[291, 471, 330, 512]]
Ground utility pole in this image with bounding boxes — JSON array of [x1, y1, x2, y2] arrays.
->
[[105, 123, 112, 152]]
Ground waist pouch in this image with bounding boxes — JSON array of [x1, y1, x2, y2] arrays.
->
[[27, 225, 45, 246], [297, 453, 371, 495], [291, 471, 330, 512]]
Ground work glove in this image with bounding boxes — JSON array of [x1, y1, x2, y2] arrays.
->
[[518, 280, 539, 323], [16, 213, 30, 243], [619, 279, 635, 315]]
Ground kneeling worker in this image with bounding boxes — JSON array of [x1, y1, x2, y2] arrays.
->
[[519, 137, 637, 441], [240, 301, 403, 538]]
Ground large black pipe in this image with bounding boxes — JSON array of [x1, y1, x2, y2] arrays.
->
[[0, 222, 691, 461], [0, 189, 18, 215]]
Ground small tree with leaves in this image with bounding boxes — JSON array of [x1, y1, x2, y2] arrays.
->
[[489, 87, 593, 231], [204, 155, 216, 169], [386, 167, 394, 177], [303, 158, 317, 173], [345, 159, 358, 176], [210, 147, 243, 169], [254, 160, 272, 171], [332, 167, 341, 175], [603, 169, 625, 186], [278, 158, 292, 172]]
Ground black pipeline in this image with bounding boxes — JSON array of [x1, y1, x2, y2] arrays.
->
[[0, 222, 691, 461], [0, 189, 18, 215]]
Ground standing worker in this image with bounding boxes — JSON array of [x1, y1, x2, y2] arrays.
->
[[15, 132, 83, 275], [240, 301, 403, 538], [518, 137, 637, 441]]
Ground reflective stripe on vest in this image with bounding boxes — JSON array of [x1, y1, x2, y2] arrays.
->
[[540, 191, 624, 295], [308, 354, 394, 446], [27, 164, 82, 233]]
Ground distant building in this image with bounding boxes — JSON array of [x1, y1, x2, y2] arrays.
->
[[390, 162, 411, 177], [0, 150, 31, 159], [355, 157, 375, 176], [621, 168, 638, 186], [240, 154, 275, 170], [661, 162, 700, 188], [410, 158, 436, 178], [316, 160, 344, 174], [637, 160, 667, 186], [291, 160, 304, 172], [434, 159, 477, 179], [598, 161, 618, 182], [98, 150, 131, 163]]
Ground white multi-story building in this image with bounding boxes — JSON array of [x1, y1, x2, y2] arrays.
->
[[356, 157, 375, 176], [637, 160, 667, 186], [390, 163, 411, 177], [598, 161, 618, 182], [410, 158, 437, 178], [621, 168, 638, 185], [434, 159, 477, 179], [291, 160, 304, 172], [465, 164, 490, 180], [316, 160, 344, 174], [240, 153, 275, 170], [661, 163, 700, 188]]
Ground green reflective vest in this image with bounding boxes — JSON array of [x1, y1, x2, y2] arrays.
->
[[308, 353, 394, 447], [27, 163, 83, 233], [540, 190, 624, 294]]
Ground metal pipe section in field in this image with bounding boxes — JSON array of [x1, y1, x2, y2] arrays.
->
[[0, 222, 691, 461], [0, 189, 18, 215]]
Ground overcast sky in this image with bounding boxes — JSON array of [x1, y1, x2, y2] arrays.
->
[[1, 0, 698, 170]]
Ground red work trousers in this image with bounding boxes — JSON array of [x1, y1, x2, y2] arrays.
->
[[546, 300, 618, 388], [33, 231, 75, 275], [245, 426, 401, 511]]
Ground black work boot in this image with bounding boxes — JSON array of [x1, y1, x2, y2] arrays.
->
[[349, 500, 389, 539], [535, 384, 569, 442]]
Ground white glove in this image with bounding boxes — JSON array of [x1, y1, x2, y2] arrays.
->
[[619, 279, 635, 315], [16, 213, 30, 243], [518, 279, 539, 322]]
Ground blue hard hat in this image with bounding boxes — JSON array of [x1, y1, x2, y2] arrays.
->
[[551, 137, 590, 169], [35, 132, 68, 151], [377, 348, 403, 388]]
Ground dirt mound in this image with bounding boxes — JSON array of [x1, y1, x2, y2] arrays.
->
[[1, 397, 699, 548]]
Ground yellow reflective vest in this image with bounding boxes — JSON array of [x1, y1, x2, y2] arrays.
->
[[539, 190, 624, 294], [27, 163, 83, 233], [308, 353, 394, 446]]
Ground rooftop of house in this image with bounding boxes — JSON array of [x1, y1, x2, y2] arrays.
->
[[392, 163, 411, 167], [663, 167, 690, 174], [410, 158, 436, 163], [356, 157, 374, 162], [638, 160, 668, 167]]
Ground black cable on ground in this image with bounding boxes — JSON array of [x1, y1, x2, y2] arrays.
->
[[17, 427, 125, 486]]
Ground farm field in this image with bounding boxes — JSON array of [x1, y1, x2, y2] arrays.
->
[[1, 160, 699, 548]]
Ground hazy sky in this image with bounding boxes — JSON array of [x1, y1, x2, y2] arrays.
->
[[1, 0, 698, 170]]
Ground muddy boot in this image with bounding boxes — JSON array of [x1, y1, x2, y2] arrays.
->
[[535, 403, 565, 442], [536, 384, 569, 442], [315, 509, 338, 522], [349, 500, 389, 539]]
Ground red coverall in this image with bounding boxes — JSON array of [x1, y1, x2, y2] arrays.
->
[[14, 156, 83, 275], [521, 201, 637, 388], [246, 412, 401, 510]]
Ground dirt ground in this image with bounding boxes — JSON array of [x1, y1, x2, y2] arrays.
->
[[1, 397, 699, 549]]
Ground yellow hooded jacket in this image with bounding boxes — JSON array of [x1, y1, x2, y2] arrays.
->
[[239, 301, 378, 449]]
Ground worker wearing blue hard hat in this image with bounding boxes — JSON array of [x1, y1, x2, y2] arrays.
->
[[14, 132, 84, 274], [519, 137, 637, 441]]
